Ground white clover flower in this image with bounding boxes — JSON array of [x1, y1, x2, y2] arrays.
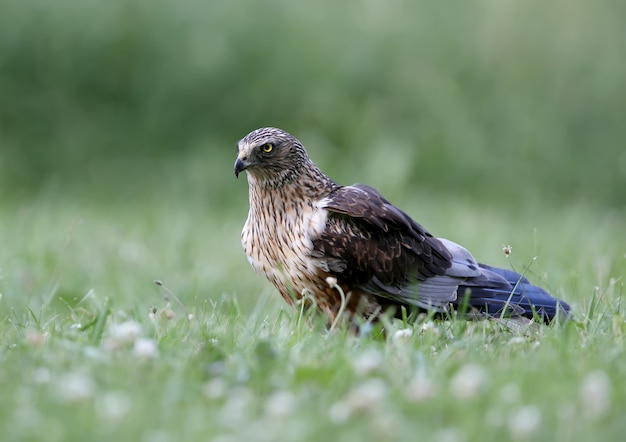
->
[[203, 378, 228, 400], [392, 328, 413, 343], [449, 364, 488, 400], [580, 370, 611, 419], [329, 379, 389, 424], [55, 372, 95, 402], [345, 378, 388, 413], [25, 329, 49, 346], [406, 376, 436, 402], [351, 349, 384, 377], [96, 391, 131, 421], [133, 338, 159, 358], [325, 276, 338, 287], [264, 391, 296, 418], [328, 401, 351, 424], [508, 406, 542, 439], [420, 321, 440, 335], [420, 321, 437, 332], [161, 309, 176, 320], [110, 320, 142, 343]]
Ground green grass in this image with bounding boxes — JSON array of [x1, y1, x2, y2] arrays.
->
[[1, 0, 625, 439], [1, 191, 624, 442]]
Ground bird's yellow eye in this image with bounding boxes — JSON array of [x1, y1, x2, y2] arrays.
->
[[261, 143, 274, 153]]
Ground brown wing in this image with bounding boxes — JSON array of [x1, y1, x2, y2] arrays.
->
[[311, 184, 453, 293]]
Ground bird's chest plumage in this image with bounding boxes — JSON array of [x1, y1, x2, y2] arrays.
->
[[241, 184, 329, 300]]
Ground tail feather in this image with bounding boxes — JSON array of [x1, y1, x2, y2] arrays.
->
[[456, 264, 571, 323]]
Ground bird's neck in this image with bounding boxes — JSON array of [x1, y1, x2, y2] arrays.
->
[[247, 159, 338, 201]]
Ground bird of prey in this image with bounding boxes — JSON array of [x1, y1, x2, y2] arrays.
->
[[234, 127, 570, 326]]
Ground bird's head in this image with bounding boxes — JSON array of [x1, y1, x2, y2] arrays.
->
[[235, 127, 308, 187]]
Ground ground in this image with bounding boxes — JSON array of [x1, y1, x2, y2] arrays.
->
[[0, 194, 623, 442]]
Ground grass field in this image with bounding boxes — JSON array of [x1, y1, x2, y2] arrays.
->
[[1, 0, 625, 440], [1, 180, 624, 442]]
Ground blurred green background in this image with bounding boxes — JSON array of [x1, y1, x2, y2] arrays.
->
[[1, 0, 625, 209], [1, 4, 625, 440]]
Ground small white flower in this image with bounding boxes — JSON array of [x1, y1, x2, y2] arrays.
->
[[25, 329, 49, 346], [326, 276, 338, 287], [110, 321, 142, 343], [328, 379, 388, 424], [392, 328, 413, 343], [450, 364, 488, 400], [345, 378, 388, 413], [351, 349, 384, 376], [55, 372, 95, 402], [420, 321, 440, 334], [580, 370, 611, 419], [503, 245, 513, 256], [264, 391, 296, 418], [406, 376, 436, 402], [508, 406, 542, 439], [105, 320, 145, 352], [203, 378, 228, 400], [161, 309, 176, 320], [97, 391, 131, 421], [329, 401, 351, 424], [133, 338, 159, 358]]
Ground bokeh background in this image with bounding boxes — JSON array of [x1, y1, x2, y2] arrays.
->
[[2, 0, 624, 208], [1, 0, 625, 317], [1, 4, 625, 440]]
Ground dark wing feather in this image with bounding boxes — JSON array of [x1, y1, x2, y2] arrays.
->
[[456, 264, 571, 321], [312, 184, 452, 290]]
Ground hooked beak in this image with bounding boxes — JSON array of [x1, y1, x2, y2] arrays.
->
[[234, 157, 249, 178]]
